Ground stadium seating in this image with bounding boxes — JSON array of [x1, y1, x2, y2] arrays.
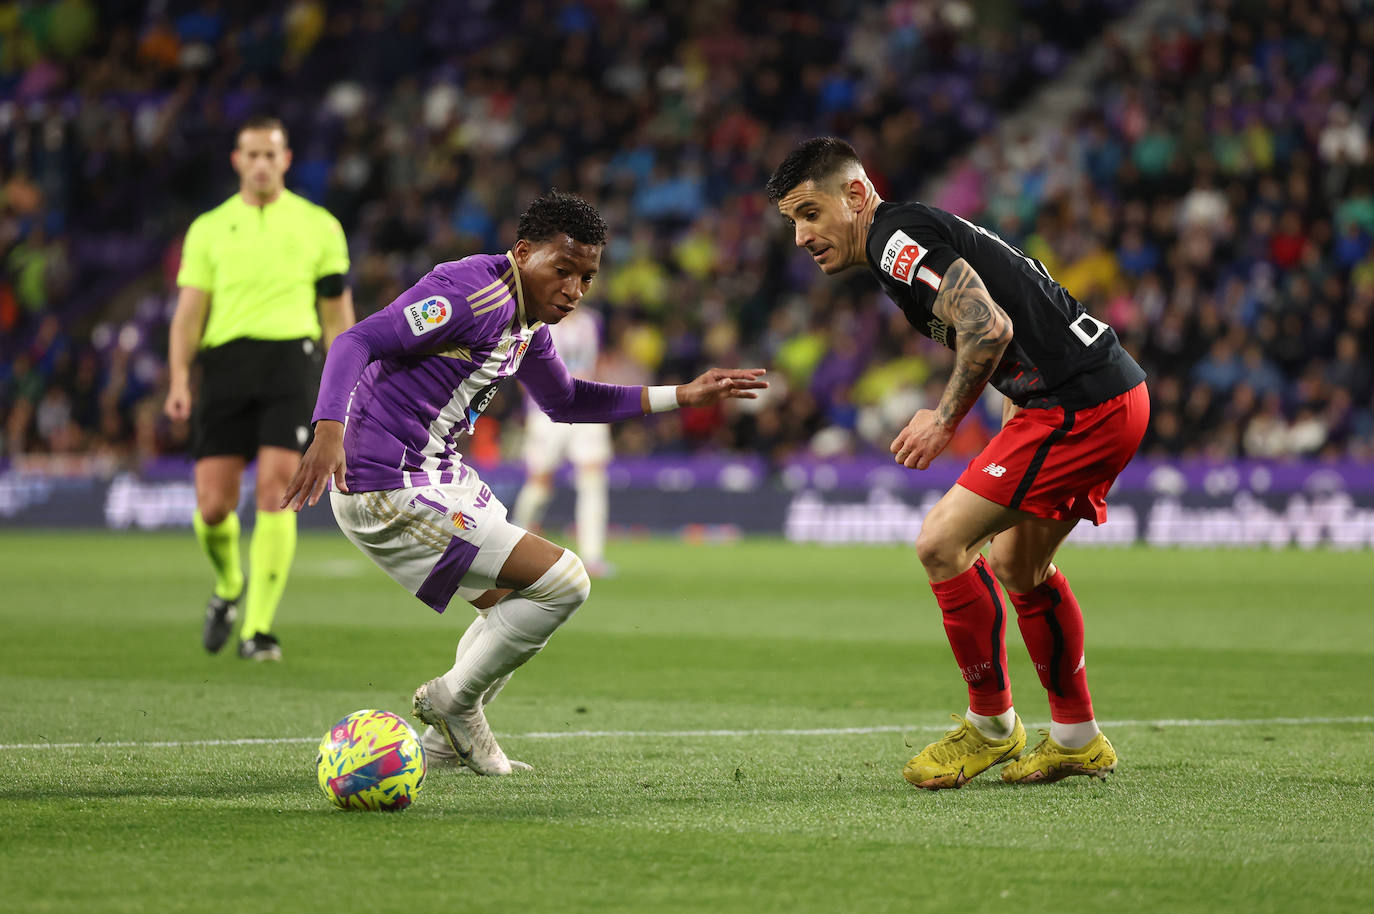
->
[[0, 0, 1368, 465]]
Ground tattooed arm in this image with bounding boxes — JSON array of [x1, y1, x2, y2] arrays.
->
[[891, 258, 1013, 470], [931, 258, 1013, 427]]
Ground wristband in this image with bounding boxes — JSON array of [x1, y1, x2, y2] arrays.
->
[[647, 385, 679, 413]]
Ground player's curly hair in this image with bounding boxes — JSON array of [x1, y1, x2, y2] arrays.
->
[[765, 137, 862, 202], [517, 190, 608, 247]]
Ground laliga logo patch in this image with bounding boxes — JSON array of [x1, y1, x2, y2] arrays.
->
[[403, 295, 452, 336], [880, 230, 927, 286]]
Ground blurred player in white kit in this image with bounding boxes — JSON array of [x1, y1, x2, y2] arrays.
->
[[512, 307, 614, 577]]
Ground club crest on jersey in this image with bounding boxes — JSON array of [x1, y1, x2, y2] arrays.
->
[[449, 511, 477, 531], [403, 296, 452, 336], [880, 230, 927, 286]]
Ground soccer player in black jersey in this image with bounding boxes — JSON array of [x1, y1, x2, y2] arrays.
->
[[768, 137, 1149, 788]]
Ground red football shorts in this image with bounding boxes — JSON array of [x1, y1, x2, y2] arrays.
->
[[956, 381, 1149, 525]]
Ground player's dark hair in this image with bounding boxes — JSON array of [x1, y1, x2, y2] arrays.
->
[[518, 190, 608, 247], [238, 115, 288, 146], [765, 137, 862, 202]]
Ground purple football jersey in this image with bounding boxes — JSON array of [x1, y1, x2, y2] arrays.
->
[[314, 253, 644, 492]]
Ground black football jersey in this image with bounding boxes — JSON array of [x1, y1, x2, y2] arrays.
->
[[865, 201, 1144, 410]]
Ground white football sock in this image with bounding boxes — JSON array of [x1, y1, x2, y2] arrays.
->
[[454, 612, 487, 662], [440, 550, 590, 707], [511, 477, 553, 530], [966, 707, 1017, 740], [574, 465, 608, 566], [452, 613, 512, 705], [1051, 719, 1101, 749], [481, 672, 514, 706]]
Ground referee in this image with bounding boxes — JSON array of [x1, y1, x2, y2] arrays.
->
[[164, 115, 354, 661]]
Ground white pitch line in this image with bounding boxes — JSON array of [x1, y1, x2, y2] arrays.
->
[[514, 715, 1374, 740], [1, 715, 1370, 752]]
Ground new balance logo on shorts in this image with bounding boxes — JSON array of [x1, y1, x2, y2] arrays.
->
[[982, 463, 1008, 477]]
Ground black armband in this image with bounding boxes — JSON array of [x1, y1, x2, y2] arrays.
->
[[315, 273, 347, 298]]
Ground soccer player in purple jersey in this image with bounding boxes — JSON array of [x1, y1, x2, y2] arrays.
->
[[281, 191, 766, 776]]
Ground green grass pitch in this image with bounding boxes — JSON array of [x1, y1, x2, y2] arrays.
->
[[1, 531, 1372, 913]]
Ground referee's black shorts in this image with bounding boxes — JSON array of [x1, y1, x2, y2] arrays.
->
[[190, 337, 323, 460]]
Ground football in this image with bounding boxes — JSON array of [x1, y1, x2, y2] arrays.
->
[[315, 709, 427, 811]]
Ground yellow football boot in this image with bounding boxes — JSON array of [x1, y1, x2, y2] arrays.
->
[[902, 714, 1027, 789], [1001, 730, 1117, 784]]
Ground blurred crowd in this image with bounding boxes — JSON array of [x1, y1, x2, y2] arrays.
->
[[938, 0, 1374, 461], [1, 0, 1371, 471]]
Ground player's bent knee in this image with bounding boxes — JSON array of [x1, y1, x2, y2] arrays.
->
[[986, 551, 1047, 595], [986, 549, 1017, 589], [518, 550, 591, 624], [914, 526, 959, 575], [196, 499, 237, 526]]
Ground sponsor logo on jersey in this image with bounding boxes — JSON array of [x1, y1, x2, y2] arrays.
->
[[880, 229, 927, 286], [982, 463, 1008, 477], [465, 378, 505, 427], [403, 296, 452, 336]]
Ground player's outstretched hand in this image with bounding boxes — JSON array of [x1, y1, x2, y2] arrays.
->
[[281, 420, 349, 511], [676, 368, 768, 407], [890, 409, 955, 470]]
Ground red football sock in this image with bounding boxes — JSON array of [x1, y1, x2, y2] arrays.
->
[[1009, 567, 1094, 723], [929, 556, 1012, 716]]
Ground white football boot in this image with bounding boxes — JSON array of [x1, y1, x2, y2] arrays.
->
[[419, 673, 531, 772], [413, 677, 524, 776]]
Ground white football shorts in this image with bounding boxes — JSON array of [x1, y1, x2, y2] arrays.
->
[[522, 410, 612, 475], [330, 468, 525, 613]]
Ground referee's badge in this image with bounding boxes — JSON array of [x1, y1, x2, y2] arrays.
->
[[403, 296, 452, 336]]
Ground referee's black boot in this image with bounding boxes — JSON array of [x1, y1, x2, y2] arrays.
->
[[202, 592, 240, 654], [238, 632, 282, 662]]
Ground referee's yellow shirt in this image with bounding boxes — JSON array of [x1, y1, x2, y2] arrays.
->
[[177, 190, 350, 349]]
